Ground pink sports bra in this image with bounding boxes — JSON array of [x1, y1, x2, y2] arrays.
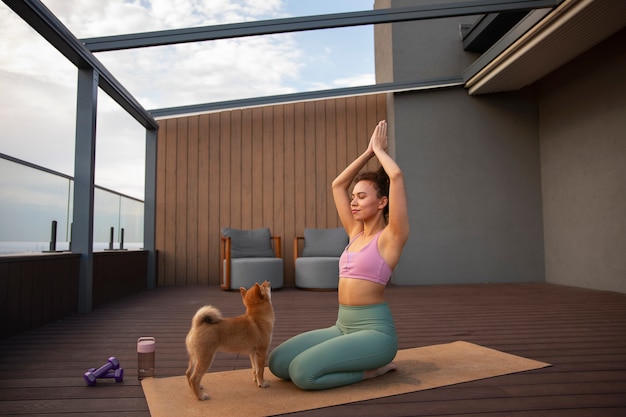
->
[[339, 231, 392, 286]]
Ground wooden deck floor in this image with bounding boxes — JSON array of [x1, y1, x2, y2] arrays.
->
[[1, 282, 625, 416]]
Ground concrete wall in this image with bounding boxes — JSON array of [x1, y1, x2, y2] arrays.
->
[[393, 88, 545, 285], [376, 0, 545, 285], [538, 29, 626, 294], [375, 0, 477, 83], [375, 1, 624, 292]]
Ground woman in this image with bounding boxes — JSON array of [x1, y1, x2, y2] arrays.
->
[[268, 120, 409, 390]]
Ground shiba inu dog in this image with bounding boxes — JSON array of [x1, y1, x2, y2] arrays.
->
[[185, 280, 274, 400]]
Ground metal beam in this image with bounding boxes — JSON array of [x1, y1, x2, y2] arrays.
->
[[149, 77, 465, 118], [2, 0, 158, 130], [81, 0, 560, 52], [144, 128, 158, 290], [73, 68, 98, 314]]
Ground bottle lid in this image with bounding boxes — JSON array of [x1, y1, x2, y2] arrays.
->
[[137, 336, 155, 353]]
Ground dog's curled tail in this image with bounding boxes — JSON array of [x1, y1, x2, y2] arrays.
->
[[192, 305, 223, 327]]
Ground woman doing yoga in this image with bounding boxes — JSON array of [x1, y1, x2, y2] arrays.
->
[[268, 120, 409, 390]]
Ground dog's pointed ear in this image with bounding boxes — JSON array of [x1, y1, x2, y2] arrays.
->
[[239, 287, 247, 297], [254, 282, 263, 296]]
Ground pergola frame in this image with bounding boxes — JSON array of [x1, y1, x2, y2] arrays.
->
[[2, 0, 559, 312], [80, 0, 558, 52]]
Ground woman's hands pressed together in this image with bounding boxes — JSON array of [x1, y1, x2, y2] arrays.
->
[[368, 120, 388, 154]]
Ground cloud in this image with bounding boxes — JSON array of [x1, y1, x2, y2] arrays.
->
[[95, 94, 147, 199], [42, 0, 286, 37], [0, 7, 76, 87], [333, 73, 375, 88], [40, 0, 305, 108], [95, 34, 303, 110], [0, 69, 77, 173], [0, 0, 375, 199]]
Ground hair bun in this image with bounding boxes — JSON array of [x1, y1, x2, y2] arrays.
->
[[376, 167, 390, 185]]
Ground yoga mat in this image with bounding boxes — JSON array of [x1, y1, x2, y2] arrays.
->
[[142, 341, 550, 417]]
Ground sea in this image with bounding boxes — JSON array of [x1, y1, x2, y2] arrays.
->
[[0, 241, 143, 255]]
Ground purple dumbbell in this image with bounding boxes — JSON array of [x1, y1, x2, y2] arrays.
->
[[86, 367, 124, 383], [84, 357, 121, 386]]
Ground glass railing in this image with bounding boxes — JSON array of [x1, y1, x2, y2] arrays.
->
[[0, 154, 143, 255]]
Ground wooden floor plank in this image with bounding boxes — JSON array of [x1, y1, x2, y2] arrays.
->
[[0, 283, 625, 416]]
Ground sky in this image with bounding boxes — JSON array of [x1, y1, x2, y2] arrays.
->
[[0, 0, 377, 200]]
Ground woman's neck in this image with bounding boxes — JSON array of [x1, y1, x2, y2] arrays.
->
[[362, 218, 386, 238]]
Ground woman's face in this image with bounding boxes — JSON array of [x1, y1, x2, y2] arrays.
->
[[350, 180, 387, 221]]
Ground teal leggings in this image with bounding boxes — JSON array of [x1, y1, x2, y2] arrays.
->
[[268, 303, 398, 390]]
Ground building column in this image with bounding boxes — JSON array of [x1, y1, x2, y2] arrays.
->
[[144, 127, 158, 289], [73, 68, 98, 314]]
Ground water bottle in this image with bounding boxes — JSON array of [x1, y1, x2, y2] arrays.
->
[[137, 337, 155, 379]]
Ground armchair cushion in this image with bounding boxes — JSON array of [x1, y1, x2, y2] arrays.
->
[[221, 227, 276, 258], [228, 258, 284, 289], [301, 227, 349, 257], [295, 257, 340, 289]]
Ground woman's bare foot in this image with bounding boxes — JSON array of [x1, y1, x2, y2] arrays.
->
[[363, 362, 398, 380]]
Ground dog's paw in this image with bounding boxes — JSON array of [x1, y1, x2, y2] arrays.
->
[[200, 392, 209, 400], [258, 381, 270, 388]]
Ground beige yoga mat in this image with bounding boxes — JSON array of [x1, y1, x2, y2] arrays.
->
[[142, 341, 550, 417]]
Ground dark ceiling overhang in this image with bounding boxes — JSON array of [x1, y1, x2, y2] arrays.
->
[[461, 10, 530, 53], [464, 0, 626, 95]]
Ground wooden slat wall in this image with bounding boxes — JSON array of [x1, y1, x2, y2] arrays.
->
[[156, 94, 387, 287]]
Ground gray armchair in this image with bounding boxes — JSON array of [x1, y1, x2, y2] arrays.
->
[[294, 227, 349, 290], [220, 227, 283, 290]]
